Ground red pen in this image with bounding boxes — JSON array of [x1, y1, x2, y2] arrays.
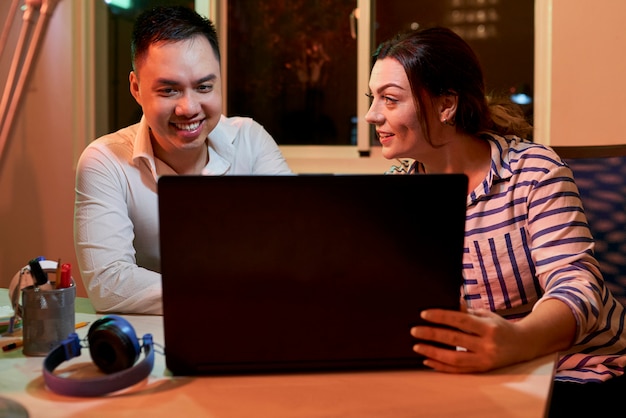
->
[[57, 263, 72, 289]]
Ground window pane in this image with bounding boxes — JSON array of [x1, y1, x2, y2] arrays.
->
[[226, 1, 358, 145], [374, 0, 534, 126], [105, 0, 194, 133]]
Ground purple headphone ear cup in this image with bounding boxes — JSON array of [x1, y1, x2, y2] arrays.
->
[[88, 315, 141, 373]]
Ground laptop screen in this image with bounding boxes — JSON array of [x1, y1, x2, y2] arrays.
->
[[158, 174, 468, 375]]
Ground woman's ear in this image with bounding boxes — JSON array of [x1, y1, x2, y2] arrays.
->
[[439, 92, 458, 125]]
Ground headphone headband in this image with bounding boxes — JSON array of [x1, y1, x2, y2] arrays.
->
[[42, 315, 155, 397]]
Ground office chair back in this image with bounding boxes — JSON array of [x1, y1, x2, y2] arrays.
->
[[552, 145, 626, 307]]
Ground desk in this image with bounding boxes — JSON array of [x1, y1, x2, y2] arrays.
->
[[0, 289, 556, 418]]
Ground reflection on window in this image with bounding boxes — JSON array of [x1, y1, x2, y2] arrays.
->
[[226, 0, 358, 146], [375, 0, 534, 127]]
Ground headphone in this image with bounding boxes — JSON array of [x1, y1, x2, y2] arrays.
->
[[43, 315, 155, 397]]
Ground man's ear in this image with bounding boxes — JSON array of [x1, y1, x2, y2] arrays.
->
[[439, 92, 458, 124], [129, 71, 141, 105]]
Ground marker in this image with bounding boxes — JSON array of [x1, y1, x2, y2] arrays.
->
[[57, 263, 72, 289], [75, 322, 89, 329], [2, 340, 23, 352], [28, 258, 49, 286]]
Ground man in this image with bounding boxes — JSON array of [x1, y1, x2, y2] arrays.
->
[[74, 6, 292, 314]]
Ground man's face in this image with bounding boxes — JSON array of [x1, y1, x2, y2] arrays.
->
[[129, 35, 222, 157]]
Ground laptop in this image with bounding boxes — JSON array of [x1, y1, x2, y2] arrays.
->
[[158, 174, 468, 376]]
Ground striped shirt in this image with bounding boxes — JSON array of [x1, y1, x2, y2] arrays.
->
[[412, 134, 626, 383]]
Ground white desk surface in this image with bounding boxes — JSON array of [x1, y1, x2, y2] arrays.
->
[[0, 289, 556, 418]]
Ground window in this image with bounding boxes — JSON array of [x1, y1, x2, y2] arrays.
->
[[103, 0, 534, 152], [222, 0, 534, 151]]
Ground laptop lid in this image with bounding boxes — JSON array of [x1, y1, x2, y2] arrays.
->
[[158, 174, 468, 375]]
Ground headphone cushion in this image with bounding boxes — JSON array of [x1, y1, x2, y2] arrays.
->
[[88, 315, 141, 374]]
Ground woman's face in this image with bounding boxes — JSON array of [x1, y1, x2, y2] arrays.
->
[[365, 57, 432, 160]]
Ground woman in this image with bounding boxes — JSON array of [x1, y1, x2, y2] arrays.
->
[[365, 26, 626, 417]]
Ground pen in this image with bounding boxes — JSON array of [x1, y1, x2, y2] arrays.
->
[[75, 321, 89, 329], [2, 340, 23, 352]]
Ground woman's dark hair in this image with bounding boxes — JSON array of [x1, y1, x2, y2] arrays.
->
[[373, 26, 532, 143], [131, 5, 220, 71]]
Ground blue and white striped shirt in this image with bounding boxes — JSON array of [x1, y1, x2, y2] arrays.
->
[[415, 134, 626, 383]]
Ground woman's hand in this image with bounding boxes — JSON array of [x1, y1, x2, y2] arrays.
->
[[410, 305, 571, 373]]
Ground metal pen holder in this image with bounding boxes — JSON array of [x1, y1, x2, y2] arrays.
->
[[21, 280, 76, 356]]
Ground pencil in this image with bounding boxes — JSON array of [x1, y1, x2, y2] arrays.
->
[[55, 258, 62, 283], [1, 322, 89, 353]]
